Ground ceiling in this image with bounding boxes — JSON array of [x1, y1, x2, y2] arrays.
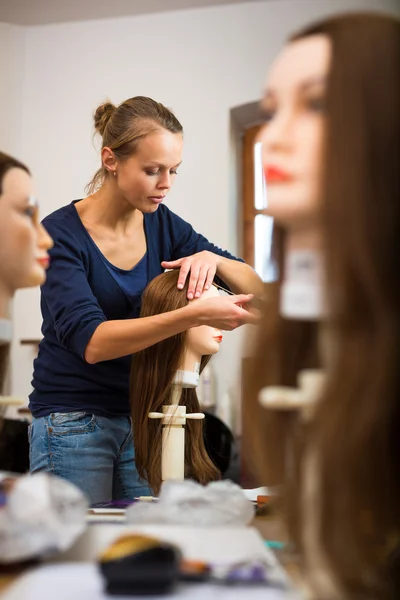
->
[[0, 0, 269, 26]]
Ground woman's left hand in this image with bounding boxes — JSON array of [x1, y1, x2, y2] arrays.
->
[[161, 251, 220, 299]]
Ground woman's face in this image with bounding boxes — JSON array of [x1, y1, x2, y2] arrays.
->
[[0, 168, 53, 296], [104, 129, 183, 213], [260, 35, 331, 230], [187, 286, 223, 356]]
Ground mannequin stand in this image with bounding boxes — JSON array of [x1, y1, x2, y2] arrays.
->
[[148, 368, 204, 483]]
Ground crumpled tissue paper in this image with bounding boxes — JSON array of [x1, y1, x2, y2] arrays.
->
[[126, 479, 254, 527], [0, 472, 87, 563]]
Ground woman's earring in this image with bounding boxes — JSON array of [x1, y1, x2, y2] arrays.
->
[[113, 171, 117, 177]]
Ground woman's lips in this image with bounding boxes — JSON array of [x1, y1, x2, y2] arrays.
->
[[213, 335, 223, 343], [148, 196, 165, 204], [264, 166, 293, 184]]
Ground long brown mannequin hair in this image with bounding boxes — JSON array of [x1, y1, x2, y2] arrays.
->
[[245, 13, 400, 598], [242, 227, 320, 538], [130, 270, 221, 494]]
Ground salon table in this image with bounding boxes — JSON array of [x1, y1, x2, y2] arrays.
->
[[0, 512, 301, 599]]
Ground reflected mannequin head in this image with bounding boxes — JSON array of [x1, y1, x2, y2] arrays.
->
[[245, 13, 400, 598], [0, 152, 53, 305], [130, 270, 221, 494], [87, 96, 183, 213], [260, 35, 331, 232]]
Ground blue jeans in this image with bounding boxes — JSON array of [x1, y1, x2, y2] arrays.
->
[[29, 411, 151, 504]]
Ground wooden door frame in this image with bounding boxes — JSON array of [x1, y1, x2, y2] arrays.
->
[[242, 124, 263, 267]]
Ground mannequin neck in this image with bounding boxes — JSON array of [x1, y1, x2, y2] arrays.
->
[[181, 347, 201, 373], [169, 350, 202, 404], [176, 347, 202, 388], [0, 287, 13, 345], [285, 225, 321, 254], [0, 284, 12, 321]]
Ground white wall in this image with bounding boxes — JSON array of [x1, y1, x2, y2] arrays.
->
[[0, 22, 25, 156], [5, 0, 400, 418]]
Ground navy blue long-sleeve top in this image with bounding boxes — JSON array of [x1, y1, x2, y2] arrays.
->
[[29, 200, 242, 418]]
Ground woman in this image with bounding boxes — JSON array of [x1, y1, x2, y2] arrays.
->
[[245, 13, 400, 599], [29, 96, 262, 504], [131, 269, 222, 495], [0, 152, 53, 390]]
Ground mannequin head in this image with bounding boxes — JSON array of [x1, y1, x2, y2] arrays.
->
[[184, 284, 222, 370], [131, 270, 221, 494], [0, 152, 53, 311], [260, 33, 332, 320], [245, 13, 400, 597], [260, 35, 331, 246], [0, 152, 53, 392]]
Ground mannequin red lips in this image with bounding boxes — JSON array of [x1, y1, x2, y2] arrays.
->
[[36, 256, 50, 269], [264, 166, 293, 184]]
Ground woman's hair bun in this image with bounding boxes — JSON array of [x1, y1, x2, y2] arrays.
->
[[93, 101, 116, 137]]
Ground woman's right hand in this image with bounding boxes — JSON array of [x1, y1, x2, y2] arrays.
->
[[191, 294, 261, 330]]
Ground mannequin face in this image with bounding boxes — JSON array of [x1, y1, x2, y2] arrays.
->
[[260, 35, 331, 230], [0, 168, 53, 297], [186, 286, 223, 357]]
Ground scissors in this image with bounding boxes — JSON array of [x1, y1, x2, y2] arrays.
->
[[212, 281, 235, 296]]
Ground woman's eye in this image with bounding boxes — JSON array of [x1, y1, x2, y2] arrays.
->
[[146, 169, 179, 176]]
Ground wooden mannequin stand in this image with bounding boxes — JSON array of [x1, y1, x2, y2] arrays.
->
[[148, 370, 204, 483]]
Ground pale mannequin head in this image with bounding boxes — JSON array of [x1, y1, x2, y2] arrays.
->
[[185, 285, 223, 371], [260, 35, 331, 247], [0, 156, 53, 316]]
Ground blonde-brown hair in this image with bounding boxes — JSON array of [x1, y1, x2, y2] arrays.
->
[[130, 270, 220, 494], [87, 96, 183, 194], [245, 13, 400, 598]]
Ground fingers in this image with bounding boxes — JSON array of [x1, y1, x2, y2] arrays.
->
[[161, 258, 190, 290], [187, 265, 200, 299], [204, 269, 214, 291], [177, 261, 191, 290], [194, 266, 214, 299], [240, 307, 262, 324], [229, 294, 254, 306], [228, 304, 261, 328], [161, 259, 182, 269], [162, 253, 219, 298]]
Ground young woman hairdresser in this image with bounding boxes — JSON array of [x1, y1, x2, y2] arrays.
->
[[28, 96, 262, 504]]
